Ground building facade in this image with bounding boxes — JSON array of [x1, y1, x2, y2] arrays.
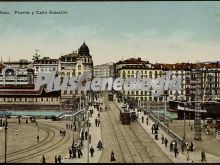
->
[[93, 62, 114, 78], [0, 59, 34, 85], [33, 57, 59, 80], [58, 42, 93, 100]]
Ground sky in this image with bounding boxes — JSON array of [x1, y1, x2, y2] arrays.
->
[[0, 2, 220, 65]]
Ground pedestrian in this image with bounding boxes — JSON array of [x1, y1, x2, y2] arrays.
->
[[37, 135, 39, 142], [41, 155, 46, 163], [146, 117, 148, 125], [110, 150, 116, 161], [95, 118, 98, 127], [77, 148, 81, 158], [69, 148, 72, 159], [26, 119, 28, 124], [98, 113, 100, 117], [79, 148, 83, 157], [174, 146, 178, 158], [142, 116, 144, 123], [190, 142, 194, 152], [66, 124, 68, 129], [85, 130, 88, 140], [170, 142, 173, 152], [181, 142, 185, 153], [201, 150, 206, 162], [81, 130, 84, 140], [186, 151, 190, 161], [72, 146, 77, 158], [90, 146, 94, 157], [174, 140, 177, 148], [161, 134, 164, 144], [186, 143, 190, 152], [191, 126, 193, 131], [58, 155, 62, 163], [151, 125, 154, 134], [89, 134, 91, 143], [55, 155, 58, 163], [155, 133, 158, 140], [86, 120, 89, 127], [97, 119, 100, 127], [97, 140, 103, 150], [165, 138, 168, 147]]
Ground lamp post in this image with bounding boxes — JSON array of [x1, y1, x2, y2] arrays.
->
[[0, 108, 3, 127], [4, 116, 7, 163], [71, 97, 75, 147], [87, 109, 90, 164], [183, 103, 186, 142], [164, 95, 167, 126]]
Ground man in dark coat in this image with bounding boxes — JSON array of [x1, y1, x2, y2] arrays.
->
[[190, 142, 194, 152], [85, 130, 88, 140], [69, 148, 72, 158], [111, 150, 116, 161], [165, 138, 168, 147], [174, 147, 178, 158], [90, 146, 94, 157]]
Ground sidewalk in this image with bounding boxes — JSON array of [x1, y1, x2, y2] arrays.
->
[[114, 100, 220, 163], [65, 102, 103, 163]]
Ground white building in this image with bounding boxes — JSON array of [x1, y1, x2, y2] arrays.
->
[[93, 62, 114, 78], [33, 57, 59, 81]]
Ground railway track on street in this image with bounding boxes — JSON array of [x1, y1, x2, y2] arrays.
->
[[99, 96, 172, 163], [0, 123, 71, 163]]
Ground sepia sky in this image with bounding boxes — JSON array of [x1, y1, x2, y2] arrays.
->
[[0, 2, 220, 65]]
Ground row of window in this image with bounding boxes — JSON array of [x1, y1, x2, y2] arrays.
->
[[60, 72, 81, 76], [123, 90, 185, 95], [63, 90, 87, 95], [36, 67, 56, 72], [0, 97, 60, 102], [123, 70, 163, 75]]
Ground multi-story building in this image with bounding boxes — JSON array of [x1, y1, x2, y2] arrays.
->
[[0, 59, 34, 85], [93, 62, 114, 78], [0, 59, 61, 110], [115, 58, 163, 107], [114, 58, 197, 107], [58, 42, 93, 100], [33, 57, 59, 80]]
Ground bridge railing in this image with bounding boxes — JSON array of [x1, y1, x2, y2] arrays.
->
[[148, 110, 184, 145]]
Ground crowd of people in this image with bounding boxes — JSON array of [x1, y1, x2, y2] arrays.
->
[[143, 114, 207, 162]]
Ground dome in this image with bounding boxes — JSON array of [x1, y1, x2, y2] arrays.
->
[[78, 42, 90, 56]]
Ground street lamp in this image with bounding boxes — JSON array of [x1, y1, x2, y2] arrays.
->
[[4, 116, 8, 163], [0, 108, 8, 163], [183, 102, 186, 142], [87, 109, 90, 164], [164, 95, 167, 126]]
